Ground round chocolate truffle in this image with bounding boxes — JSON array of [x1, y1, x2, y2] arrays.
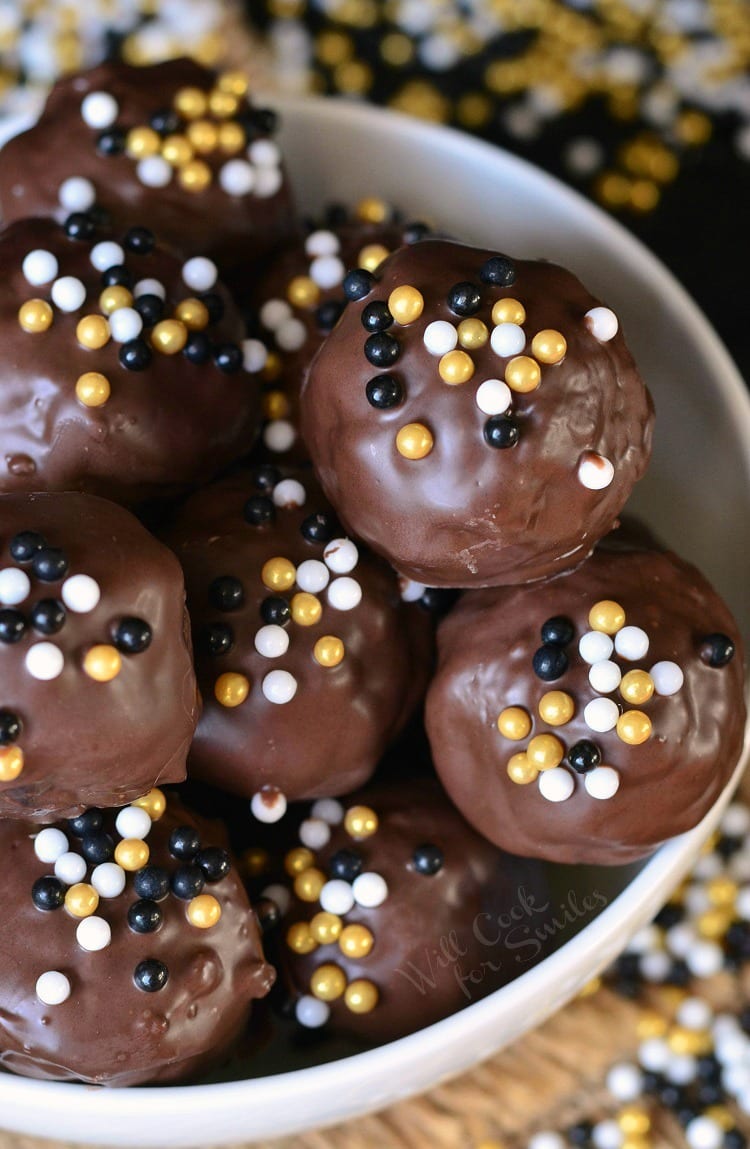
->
[[246, 202, 435, 461], [162, 466, 434, 819], [300, 239, 654, 587], [0, 492, 198, 820], [0, 216, 260, 502], [0, 59, 295, 284], [0, 791, 274, 1085], [272, 780, 552, 1043], [425, 532, 746, 864]]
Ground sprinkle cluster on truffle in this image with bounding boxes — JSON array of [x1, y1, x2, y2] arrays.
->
[[78, 72, 283, 200], [16, 225, 245, 409], [346, 251, 620, 482], [31, 788, 232, 1004], [270, 796, 443, 1029], [495, 599, 733, 805], [0, 528, 154, 784]]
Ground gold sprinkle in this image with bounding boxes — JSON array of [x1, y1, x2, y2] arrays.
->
[[388, 285, 424, 325], [241, 847, 269, 877], [358, 243, 390, 272], [75, 371, 111, 408], [457, 318, 489, 349], [310, 962, 347, 1001], [178, 159, 212, 193], [82, 644, 121, 682], [217, 121, 245, 154], [527, 734, 564, 770], [316, 29, 354, 67], [356, 196, 390, 223], [131, 788, 166, 820], [263, 351, 282, 382], [174, 298, 210, 331], [261, 557, 296, 591], [616, 710, 652, 746], [505, 355, 541, 393], [263, 390, 290, 420], [706, 876, 738, 908], [492, 298, 526, 325], [439, 349, 475, 385], [506, 752, 538, 785], [668, 1025, 713, 1055], [187, 119, 219, 154], [294, 868, 326, 902], [588, 600, 626, 634], [636, 1010, 667, 1040], [286, 922, 318, 954], [208, 89, 239, 118], [538, 691, 575, 726], [217, 70, 249, 97], [65, 883, 99, 918], [173, 87, 207, 120], [344, 805, 379, 840], [0, 746, 24, 782], [396, 423, 433, 460], [161, 134, 193, 167], [187, 894, 222, 928], [531, 329, 567, 364], [309, 911, 343, 944], [675, 110, 712, 146], [18, 299, 53, 333], [114, 838, 150, 871], [314, 635, 345, 668], [617, 1107, 650, 1136], [151, 319, 188, 354], [214, 672, 250, 708], [344, 978, 379, 1013], [76, 314, 110, 349], [619, 670, 655, 705], [125, 125, 161, 158], [99, 286, 133, 315], [496, 706, 532, 741], [697, 908, 732, 940], [339, 923, 374, 958], [285, 847, 315, 876], [287, 275, 321, 308], [291, 592, 322, 627]]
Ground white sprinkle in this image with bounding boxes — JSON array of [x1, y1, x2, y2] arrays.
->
[[275, 317, 307, 351], [319, 879, 355, 915], [51, 276, 86, 313], [564, 136, 605, 177], [650, 660, 684, 695], [737, 885, 750, 921], [61, 574, 101, 614], [722, 804, 750, 837], [588, 659, 621, 693], [423, 319, 457, 356], [686, 940, 723, 978], [606, 1062, 643, 1103], [0, 567, 30, 605], [578, 452, 615, 490], [579, 630, 614, 664], [242, 338, 268, 373], [272, 478, 306, 508], [638, 1036, 670, 1072], [76, 915, 111, 952], [248, 139, 281, 167], [640, 949, 670, 981], [89, 241, 124, 272], [137, 155, 172, 188], [628, 924, 660, 953], [584, 766, 620, 799], [254, 167, 283, 198], [34, 827, 69, 863], [685, 1116, 723, 1149], [296, 560, 329, 594], [592, 1120, 623, 1149], [584, 697, 620, 732], [305, 230, 339, 257], [254, 624, 290, 659], [259, 298, 291, 330], [263, 420, 296, 453], [310, 798, 344, 825], [260, 883, 290, 915], [25, 642, 64, 681], [529, 1134, 566, 1149], [614, 625, 649, 661], [400, 578, 426, 602], [90, 862, 126, 899], [182, 256, 217, 293], [310, 255, 345, 289], [295, 995, 330, 1028], [667, 1053, 698, 1085], [490, 322, 526, 358], [134, 278, 166, 300], [36, 971, 71, 1006], [54, 852, 87, 885], [58, 176, 96, 213], [352, 872, 388, 908], [22, 248, 58, 286], [476, 377, 512, 415], [323, 538, 358, 574], [261, 670, 297, 704], [299, 818, 332, 851], [327, 577, 362, 611], [81, 91, 118, 129], [219, 159, 255, 196], [538, 767, 575, 802], [584, 306, 619, 342], [115, 806, 152, 841], [677, 997, 713, 1031], [250, 788, 288, 823], [684, 884, 711, 915]]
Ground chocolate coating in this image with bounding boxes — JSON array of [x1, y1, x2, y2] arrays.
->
[[163, 467, 434, 807], [276, 780, 552, 1042], [301, 239, 654, 587], [248, 207, 435, 462], [0, 59, 295, 279], [0, 217, 260, 502], [0, 493, 198, 820], [0, 794, 274, 1086], [426, 534, 746, 864]]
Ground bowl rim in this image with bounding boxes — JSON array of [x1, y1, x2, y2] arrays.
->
[[1, 94, 748, 1140]]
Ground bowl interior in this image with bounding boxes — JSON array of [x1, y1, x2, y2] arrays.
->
[[0, 96, 748, 1147]]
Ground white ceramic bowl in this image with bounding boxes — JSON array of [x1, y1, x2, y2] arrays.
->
[[0, 97, 748, 1147]]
